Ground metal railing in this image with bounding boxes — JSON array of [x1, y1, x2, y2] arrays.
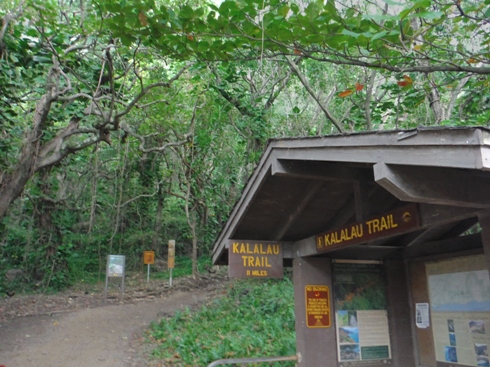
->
[[206, 353, 299, 367]]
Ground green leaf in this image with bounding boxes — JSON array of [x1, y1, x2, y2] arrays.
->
[[305, 2, 319, 21], [278, 5, 289, 18], [341, 29, 359, 39], [180, 5, 194, 19], [104, 2, 121, 13], [33, 56, 51, 63], [412, 0, 431, 7], [362, 14, 398, 21], [381, 0, 405, 5], [371, 30, 388, 41], [407, 11, 443, 19], [324, 0, 339, 19], [399, 0, 431, 19], [120, 34, 135, 46]]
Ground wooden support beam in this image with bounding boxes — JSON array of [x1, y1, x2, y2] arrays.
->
[[272, 180, 325, 240], [478, 211, 490, 272], [374, 163, 490, 209], [401, 217, 477, 248], [271, 159, 373, 181], [386, 261, 416, 367], [323, 184, 383, 231], [369, 215, 478, 249], [403, 233, 483, 259]]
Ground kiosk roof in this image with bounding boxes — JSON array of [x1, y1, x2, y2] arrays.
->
[[212, 127, 490, 265]]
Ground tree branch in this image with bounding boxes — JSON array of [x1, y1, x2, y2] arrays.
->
[[285, 55, 346, 134], [0, 0, 25, 44], [114, 63, 192, 120], [120, 122, 191, 153]]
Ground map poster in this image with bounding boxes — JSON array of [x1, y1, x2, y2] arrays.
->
[[427, 255, 490, 367], [104, 255, 126, 301], [333, 261, 392, 367], [107, 255, 125, 277]]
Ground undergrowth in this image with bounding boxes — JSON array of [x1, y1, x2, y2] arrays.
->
[[0, 255, 211, 296], [149, 277, 296, 367], [152, 256, 212, 279]]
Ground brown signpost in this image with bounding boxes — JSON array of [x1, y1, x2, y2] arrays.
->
[[168, 240, 175, 286], [228, 240, 283, 279], [315, 204, 420, 253], [168, 240, 175, 269], [305, 285, 331, 328]]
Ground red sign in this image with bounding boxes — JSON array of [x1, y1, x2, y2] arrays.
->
[[305, 285, 331, 328], [315, 204, 419, 252]]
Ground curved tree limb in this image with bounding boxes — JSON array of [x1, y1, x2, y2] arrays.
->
[[285, 55, 346, 134]]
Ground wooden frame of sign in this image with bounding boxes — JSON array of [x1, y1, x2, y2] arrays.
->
[[104, 254, 126, 302]]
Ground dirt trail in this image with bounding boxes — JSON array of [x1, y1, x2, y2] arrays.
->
[[0, 274, 229, 367]]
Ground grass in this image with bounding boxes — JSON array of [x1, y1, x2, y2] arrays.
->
[[148, 276, 296, 367]]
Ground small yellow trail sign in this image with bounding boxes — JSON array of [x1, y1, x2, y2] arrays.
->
[[143, 251, 155, 265]]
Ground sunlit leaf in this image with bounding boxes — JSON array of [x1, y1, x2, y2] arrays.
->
[[338, 89, 354, 98], [397, 75, 413, 87], [138, 11, 149, 27]]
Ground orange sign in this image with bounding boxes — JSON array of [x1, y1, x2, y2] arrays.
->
[[305, 285, 331, 328], [143, 251, 155, 265], [168, 240, 175, 269]]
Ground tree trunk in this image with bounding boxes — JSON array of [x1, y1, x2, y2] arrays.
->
[[0, 64, 60, 219], [0, 154, 36, 218], [426, 77, 443, 124], [191, 223, 198, 278], [151, 186, 165, 255]]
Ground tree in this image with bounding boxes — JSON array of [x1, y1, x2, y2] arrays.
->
[[103, 0, 489, 130], [0, 0, 190, 220]]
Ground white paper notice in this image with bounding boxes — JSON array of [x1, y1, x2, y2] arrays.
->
[[416, 303, 430, 328]]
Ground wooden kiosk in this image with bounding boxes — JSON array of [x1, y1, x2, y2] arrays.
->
[[212, 127, 490, 367]]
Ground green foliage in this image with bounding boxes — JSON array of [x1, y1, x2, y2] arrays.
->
[[153, 256, 212, 279], [149, 277, 296, 366]]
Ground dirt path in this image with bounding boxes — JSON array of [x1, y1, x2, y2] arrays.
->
[[0, 274, 229, 367]]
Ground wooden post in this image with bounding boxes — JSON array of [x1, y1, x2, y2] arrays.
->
[[385, 260, 416, 367], [478, 212, 490, 273], [293, 257, 336, 367]]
